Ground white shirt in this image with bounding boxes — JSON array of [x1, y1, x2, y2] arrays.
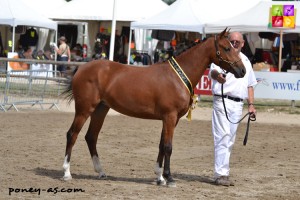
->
[[209, 52, 257, 99]]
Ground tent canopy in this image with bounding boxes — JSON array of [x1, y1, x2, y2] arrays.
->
[[22, 0, 67, 19], [47, 0, 169, 21], [205, 0, 300, 33], [0, 0, 57, 30], [131, 0, 261, 33], [131, 0, 205, 32]]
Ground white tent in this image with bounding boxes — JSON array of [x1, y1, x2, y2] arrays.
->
[[45, 0, 169, 60], [0, 0, 57, 30], [131, 0, 262, 33], [128, 0, 261, 64], [21, 0, 67, 18], [132, 0, 205, 33], [204, 0, 300, 70], [205, 0, 300, 33], [47, 0, 168, 21], [40, 0, 169, 60], [0, 0, 57, 52]]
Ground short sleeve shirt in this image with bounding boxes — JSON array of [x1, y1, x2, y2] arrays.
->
[[209, 52, 257, 99], [59, 43, 69, 57]]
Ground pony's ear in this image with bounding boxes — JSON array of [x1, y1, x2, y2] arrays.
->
[[227, 28, 231, 34], [224, 28, 231, 38], [219, 28, 227, 38], [220, 27, 231, 38]]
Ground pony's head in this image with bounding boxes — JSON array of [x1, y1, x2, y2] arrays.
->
[[212, 28, 246, 78]]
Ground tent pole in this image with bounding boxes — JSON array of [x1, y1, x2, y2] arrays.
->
[[109, 0, 117, 61], [12, 26, 15, 52], [127, 28, 133, 65], [202, 27, 206, 39], [278, 29, 283, 72], [54, 30, 58, 77]]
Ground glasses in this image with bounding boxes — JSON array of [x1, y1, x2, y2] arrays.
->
[[230, 40, 241, 46]]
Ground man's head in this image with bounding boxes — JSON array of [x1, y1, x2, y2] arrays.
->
[[59, 36, 66, 43], [228, 32, 244, 53]]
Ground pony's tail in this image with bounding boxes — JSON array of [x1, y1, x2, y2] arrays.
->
[[61, 66, 78, 105]]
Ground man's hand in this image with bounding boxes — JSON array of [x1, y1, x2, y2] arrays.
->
[[248, 104, 256, 119], [50, 42, 58, 50], [216, 73, 226, 84], [211, 69, 226, 84]]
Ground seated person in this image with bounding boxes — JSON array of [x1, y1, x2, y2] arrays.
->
[[71, 43, 83, 61], [10, 47, 32, 70], [22, 46, 33, 59], [32, 49, 49, 60]]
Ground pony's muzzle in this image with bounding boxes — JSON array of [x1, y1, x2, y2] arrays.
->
[[232, 64, 246, 78]]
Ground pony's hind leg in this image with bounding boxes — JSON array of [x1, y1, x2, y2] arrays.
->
[[63, 113, 90, 181], [85, 102, 110, 179], [155, 132, 166, 186]]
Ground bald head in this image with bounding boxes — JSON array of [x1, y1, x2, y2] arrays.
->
[[229, 32, 243, 41], [228, 32, 244, 53]]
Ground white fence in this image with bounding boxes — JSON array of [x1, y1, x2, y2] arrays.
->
[[0, 57, 86, 112], [0, 70, 65, 112]]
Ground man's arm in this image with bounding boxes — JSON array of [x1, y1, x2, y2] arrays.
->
[[247, 86, 256, 117], [67, 46, 71, 62]]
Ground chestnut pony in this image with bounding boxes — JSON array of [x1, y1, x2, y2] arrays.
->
[[62, 28, 245, 187]]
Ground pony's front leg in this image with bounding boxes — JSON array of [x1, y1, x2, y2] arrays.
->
[[162, 115, 178, 187], [156, 115, 178, 187], [155, 132, 166, 186], [162, 140, 176, 187]]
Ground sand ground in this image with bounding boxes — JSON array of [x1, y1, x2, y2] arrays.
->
[[0, 101, 299, 200]]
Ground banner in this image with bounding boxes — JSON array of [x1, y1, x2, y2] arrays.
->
[[195, 70, 300, 101], [195, 69, 212, 95], [254, 71, 300, 100], [269, 4, 296, 28]]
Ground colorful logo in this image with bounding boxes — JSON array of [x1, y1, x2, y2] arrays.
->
[[271, 5, 295, 28]]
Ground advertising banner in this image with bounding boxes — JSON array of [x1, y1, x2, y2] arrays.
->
[[254, 71, 300, 100], [195, 69, 300, 101]]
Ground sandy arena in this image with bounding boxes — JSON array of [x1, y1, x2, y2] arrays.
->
[[0, 102, 299, 200]]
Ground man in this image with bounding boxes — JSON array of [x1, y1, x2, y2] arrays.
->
[[208, 32, 257, 186]]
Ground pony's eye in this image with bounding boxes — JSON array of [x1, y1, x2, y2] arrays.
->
[[224, 47, 231, 52]]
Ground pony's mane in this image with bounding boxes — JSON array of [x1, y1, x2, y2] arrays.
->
[[173, 38, 207, 59]]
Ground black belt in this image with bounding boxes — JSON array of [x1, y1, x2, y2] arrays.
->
[[214, 94, 243, 102]]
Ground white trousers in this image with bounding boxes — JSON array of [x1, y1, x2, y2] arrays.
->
[[212, 96, 243, 178]]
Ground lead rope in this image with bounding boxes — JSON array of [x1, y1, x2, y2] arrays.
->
[[221, 84, 256, 145]]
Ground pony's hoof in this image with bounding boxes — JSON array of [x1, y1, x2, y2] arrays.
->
[[165, 176, 176, 187], [167, 181, 177, 188], [62, 175, 72, 181], [98, 172, 107, 179], [156, 179, 166, 186]]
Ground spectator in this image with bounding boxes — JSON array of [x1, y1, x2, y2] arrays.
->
[[53, 36, 70, 76]]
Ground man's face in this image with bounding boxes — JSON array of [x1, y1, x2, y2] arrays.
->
[[229, 33, 244, 53]]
